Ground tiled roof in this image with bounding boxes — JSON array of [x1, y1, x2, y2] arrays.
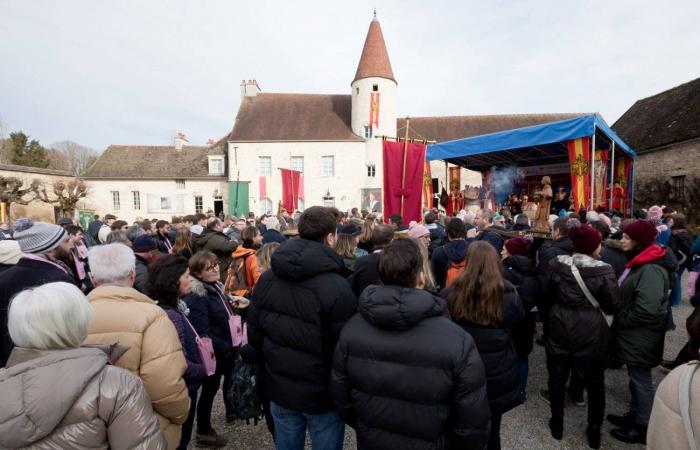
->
[[0, 163, 73, 177], [226, 93, 363, 142], [85, 145, 226, 179], [397, 113, 585, 143], [613, 76, 700, 153], [352, 18, 395, 84]]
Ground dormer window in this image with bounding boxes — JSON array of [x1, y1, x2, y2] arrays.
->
[[208, 156, 225, 175]]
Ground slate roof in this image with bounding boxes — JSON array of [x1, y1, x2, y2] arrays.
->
[[226, 93, 363, 142], [85, 145, 226, 179], [613, 76, 700, 153], [353, 17, 395, 84], [397, 113, 585, 143]]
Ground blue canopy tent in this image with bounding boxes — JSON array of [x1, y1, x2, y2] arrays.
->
[[426, 114, 636, 212]]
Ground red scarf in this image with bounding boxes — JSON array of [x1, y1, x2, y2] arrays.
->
[[618, 244, 666, 286]]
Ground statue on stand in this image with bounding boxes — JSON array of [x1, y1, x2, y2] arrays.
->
[[533, 176, 553, 232]]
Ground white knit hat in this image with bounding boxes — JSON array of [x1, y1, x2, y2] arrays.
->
[[0, 240, 22, 265], [12, 218, 67, 254]]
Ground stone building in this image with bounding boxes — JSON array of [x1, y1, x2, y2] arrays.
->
[[613, 76, 700, 216], [84, 135, 228, 223]]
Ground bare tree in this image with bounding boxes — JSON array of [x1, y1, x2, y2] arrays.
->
[[48, 140, 98, 176], [0, 176, 41, 219], [36, 177, 90, 218]]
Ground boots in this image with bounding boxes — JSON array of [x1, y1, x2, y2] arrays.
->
[[606, 412, 634, 429], [586, 425, 601, 449], [195, 429, 228, 449], [610, 423, 647, 445]]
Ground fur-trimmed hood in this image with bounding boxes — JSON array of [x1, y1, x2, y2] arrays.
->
[[603, 238, 625, 251], [557, 253, 610, 269], [188, 276, 223, 298]]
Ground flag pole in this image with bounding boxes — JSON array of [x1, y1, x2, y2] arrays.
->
[[400, 117, 410, 217]]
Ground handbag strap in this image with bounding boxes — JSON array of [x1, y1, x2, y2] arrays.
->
[[680, 362, 700, 450], [182, 313, 202, 340], [570, 263, 613, 326], [213, 285, 233, 319]]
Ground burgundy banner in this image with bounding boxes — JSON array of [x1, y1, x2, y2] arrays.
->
[[280, 168, 301, 212], [382, 140, 426, 224]]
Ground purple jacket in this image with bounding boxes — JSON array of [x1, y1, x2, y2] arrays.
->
[[163, 306, 207, 387]]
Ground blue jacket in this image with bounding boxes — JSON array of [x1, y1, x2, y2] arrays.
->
[[162, 305, 207, 387]]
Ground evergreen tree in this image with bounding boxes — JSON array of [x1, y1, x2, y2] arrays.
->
[[9, 131, 50, 168]]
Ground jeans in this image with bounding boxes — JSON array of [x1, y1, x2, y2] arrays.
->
[[196, 359, 234, 433], [547, 355, 605, 428], [517, 357, 529, 402], [628, 366, 655, 426], [270, 401, 344, 450], [177, 386, 198, 450], [670, 267, 686, 306]]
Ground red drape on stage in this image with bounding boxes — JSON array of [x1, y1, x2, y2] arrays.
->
[[614, 156, 632, 215], [382, 140, 426, 223], [280, 169, 301, 212]]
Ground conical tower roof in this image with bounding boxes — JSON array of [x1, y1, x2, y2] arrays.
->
[[352, 14, 395, 84]]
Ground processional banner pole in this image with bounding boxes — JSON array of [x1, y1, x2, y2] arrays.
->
[[590, 130, 596, 210], [609, 140, 616, 210]]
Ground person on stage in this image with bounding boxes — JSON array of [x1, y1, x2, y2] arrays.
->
[[612, 180, 625, 212]]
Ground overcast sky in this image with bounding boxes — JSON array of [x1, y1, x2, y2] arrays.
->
[[1, 0, 699, 151]]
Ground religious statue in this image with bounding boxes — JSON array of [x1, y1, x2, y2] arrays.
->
[[533, 176, 553, 232]]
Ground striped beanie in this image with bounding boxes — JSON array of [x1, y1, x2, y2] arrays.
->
[[12, 218, 67, 254]]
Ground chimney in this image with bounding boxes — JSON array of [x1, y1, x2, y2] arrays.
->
[[207, 138, 215, 145], [174, 132, 188, 150], [240, 79, 261, 101]]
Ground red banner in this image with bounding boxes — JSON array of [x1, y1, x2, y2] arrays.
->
[[614, 155, 632, 215], [369, 92, 380, 128], [422, 161, 433, 210], [382, 140, 426, 224], [567, 137, 591, 211], [446, 166, 463, 215], [280, 169, 301, 212], [259, 176, 267, 200]]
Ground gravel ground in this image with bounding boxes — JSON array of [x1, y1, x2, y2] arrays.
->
[[191, 274, 693, 449]]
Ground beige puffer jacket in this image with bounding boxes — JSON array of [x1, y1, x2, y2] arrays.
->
[[648, 362, 700, 449], [84, 285, 189, 450], [0, 346, 166, 449]]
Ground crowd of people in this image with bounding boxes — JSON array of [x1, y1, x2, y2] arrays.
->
[[0, 201, 698, 450]]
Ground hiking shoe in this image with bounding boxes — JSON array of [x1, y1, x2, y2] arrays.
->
[[195, 429, 227, 448], [539, 389, 550, 405]]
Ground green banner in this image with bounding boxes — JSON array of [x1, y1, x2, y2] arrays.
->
[[78, 209, 95, 230], [227, 181, 249, 217]]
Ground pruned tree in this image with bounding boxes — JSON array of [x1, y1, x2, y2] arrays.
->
[[36, 177, 89, 218], [48, 140, 98, 176], [0, 176, 41, 219]]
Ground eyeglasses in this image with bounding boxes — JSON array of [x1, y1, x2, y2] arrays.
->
[[204, 264, 219, 272]]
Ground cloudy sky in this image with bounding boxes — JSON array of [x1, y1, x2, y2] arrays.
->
[[1, 0, 699, 151]]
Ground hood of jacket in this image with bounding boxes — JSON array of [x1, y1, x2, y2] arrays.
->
[[232, 246, 256, 259], [503, 254, 534, 273], [0, 347, 111, 447], [359, 285, 445, 331], [188, 275, 223, 297], [627, 244, 676, 271], [444, 239, 470, 262], [270, 238, 345, 282]]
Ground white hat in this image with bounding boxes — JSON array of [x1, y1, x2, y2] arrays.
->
[[0, 240, 22, 265]]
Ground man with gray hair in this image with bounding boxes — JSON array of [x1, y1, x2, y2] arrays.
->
[[0, 219, 77, 367], [84, 243, 189, 449]]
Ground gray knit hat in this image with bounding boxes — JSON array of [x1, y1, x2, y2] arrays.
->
[[12, 218, 67, 254]]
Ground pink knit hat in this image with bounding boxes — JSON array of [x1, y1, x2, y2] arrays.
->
[[408, 224, 430, 240], [648, 205, 663, 220]]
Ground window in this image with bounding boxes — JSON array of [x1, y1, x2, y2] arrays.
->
[[291, 156, 304, 175], [111, 191, 120, 210], [160, 197, 172, 210], [132, 191, 141, 210], [356, 87, 359, 94], [194, 196, 203, 213], [298, 198, 305, 211], [672, 175, 686, 198], [260, 197, 272, 215], [208, 156, 225, 175], [372, 84, 378, 92], [175, 179, 186, 189], [363, 126, 372, 138], [321, 155, 334, 177], [259, 156, 272, 176], [367, 164, 376, 177]]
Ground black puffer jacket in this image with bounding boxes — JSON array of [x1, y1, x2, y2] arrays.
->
[[247, 238, 357, 414], [503, 255, 540, 357], [542, 254, 621, 365], [443, 282, 524, 415], [331, 286, 490, 450], [601, 239, 627, 278]]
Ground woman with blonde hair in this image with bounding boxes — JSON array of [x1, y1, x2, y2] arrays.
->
[[357, 213, 377, 253], [443, 241, 524, 450], [334, 233, 361, 270], [255, 242, 280, 274], [173, 227, 194, 259], [0, 282, 165, 449]]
